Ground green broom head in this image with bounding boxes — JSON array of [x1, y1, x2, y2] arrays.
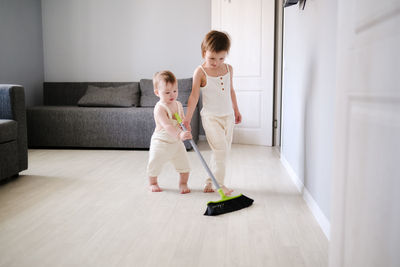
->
[[204, 189, 254, 216]]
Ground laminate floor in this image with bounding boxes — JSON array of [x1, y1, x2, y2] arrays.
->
[[0, 142, 328, 267]]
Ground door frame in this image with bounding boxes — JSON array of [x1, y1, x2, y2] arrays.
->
[[273, 0, 284, 148]]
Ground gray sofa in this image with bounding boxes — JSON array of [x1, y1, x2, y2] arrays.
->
[[27, 79, 199, 149], [0, 85, 28, 182]]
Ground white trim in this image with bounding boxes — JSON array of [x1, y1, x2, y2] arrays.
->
[[281, 155, 331, 240], [280, 156, 303, 192], [303, 187, 331, 239]]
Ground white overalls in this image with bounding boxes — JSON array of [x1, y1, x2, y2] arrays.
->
[[146, 101, 190, 177]]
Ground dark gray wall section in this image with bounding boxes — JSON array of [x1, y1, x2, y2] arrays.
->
[[0, 0, 44, 107]]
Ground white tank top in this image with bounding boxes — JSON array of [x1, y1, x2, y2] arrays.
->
[[152, 101, 183, 143], [199, 64, 234, 117]]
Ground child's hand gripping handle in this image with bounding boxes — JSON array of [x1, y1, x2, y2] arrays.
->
[[174, 113, 222, 192]]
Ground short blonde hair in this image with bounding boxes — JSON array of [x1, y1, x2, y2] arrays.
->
[[153, 70, 177, 90], [201, 30, 231, 57]]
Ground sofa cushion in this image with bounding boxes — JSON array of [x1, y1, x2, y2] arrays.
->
[[0, 119, 17, 143], [139, 79, 158, 107], [27, 106, 155, 148], [44, 82, 140, 106], [176, 78, 192, 106], [27, 105, 199, 149], [139, 78, 192, 107], [78, 84, 139, 107]]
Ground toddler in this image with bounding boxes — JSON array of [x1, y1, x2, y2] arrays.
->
[[183, 30, 242, 196], [147, 71, 192, 193]]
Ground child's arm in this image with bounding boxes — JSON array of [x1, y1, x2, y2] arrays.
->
[[154, 104, 192, 141], [183, 67, 203, 130], [229, 65, 242, 124]]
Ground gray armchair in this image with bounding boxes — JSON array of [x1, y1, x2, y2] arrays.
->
[[0, 85, 28, 182]]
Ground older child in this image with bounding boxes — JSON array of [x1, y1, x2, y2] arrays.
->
[[183, 30, 242, 196], [147, 71, 192, 193]]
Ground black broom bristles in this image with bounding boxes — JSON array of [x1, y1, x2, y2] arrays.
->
[[204, 194, 254, 216]]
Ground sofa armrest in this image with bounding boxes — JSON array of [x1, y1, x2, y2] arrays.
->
[[0, 85, 28, 171]]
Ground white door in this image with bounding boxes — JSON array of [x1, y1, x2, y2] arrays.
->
[[330, 1, 400, 267], [211, 0, 275, 146]]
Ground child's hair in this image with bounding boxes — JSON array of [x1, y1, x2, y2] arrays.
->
[[153, 70, 177, 90], [201, 30, 231, 57]]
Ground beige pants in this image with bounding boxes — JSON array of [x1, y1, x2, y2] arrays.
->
[[201, 114, 234, 186], [147, 131, 190, 177]]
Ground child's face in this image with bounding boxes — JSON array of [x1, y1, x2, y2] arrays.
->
[[204, 50, 228, 69], [155, 81, 178, 104]]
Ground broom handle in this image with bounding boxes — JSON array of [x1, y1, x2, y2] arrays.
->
[[174, 113, 221, 190]]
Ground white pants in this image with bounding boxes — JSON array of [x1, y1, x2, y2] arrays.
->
[[147, 131, 190, 177], [201, 114, 234, 186]]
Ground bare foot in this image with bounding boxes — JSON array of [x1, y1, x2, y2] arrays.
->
[[149, 184, 162, 192], [221, 185, 234, 196], [179, 184, 191, 194], [203, 183, 215, 193]]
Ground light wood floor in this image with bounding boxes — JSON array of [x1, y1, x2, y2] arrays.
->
[[0, 142, 328, 267]]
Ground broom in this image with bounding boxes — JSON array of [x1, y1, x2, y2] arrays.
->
[[174, 113, 254, 216]]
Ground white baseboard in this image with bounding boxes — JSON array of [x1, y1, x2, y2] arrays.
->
[[303, 187, 331, 239], [281, 156, 304, 192], [280, 155, 331, 240]]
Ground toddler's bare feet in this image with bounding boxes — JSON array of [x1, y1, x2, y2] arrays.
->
[[179, 184, 191, 194], [221, 185, 234, 196], [203, 183, 215, 193], [149, 184, 162, 192]]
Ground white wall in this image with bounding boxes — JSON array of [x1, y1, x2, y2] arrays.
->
[[41, 0, 210, 82], [0, 0, 44, 106], [281, 0, 337, 223]]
